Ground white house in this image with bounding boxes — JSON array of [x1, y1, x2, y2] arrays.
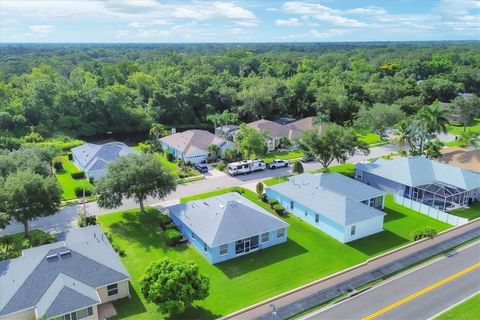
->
[[160, 130, 235, 164], [71, 141, 137, 180]]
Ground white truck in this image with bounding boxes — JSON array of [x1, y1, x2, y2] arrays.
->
[[267, 159, 289, 169], [227, 159, 267, 176]]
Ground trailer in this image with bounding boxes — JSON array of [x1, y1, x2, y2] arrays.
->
[[227, 159, 267, 176]]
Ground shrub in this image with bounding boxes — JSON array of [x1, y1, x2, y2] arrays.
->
[[165, 229, 182, 247], [71, 171, 85, 179], [104, 232, 113, 243], [78, 213, 97, 227], [272, 204, 285, 215], [256, 182, 264, 198], [112, 244, 126, 257], [166, 152, 175, 162], [268, 198, 279, 208], [412, 227, 437, 241], [292, 160, 304, 174], [89, 177, 95, 184], [165, 223, 178, 231], [215, 162, 226, 171], [74, 187, 93, 198], [158, 214, 172, 229], [260, 193, 267, 202], [53, 160, 63, 171], [67, 152, 73, 160], [30, 232, 56, 247]]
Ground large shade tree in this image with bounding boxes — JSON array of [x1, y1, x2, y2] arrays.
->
[[96, 153, 176, 213], [0, 170, 61, 238], [140, 258, 209, 315], [452, 94, 480, 132], [354, 103, 405, 137], [234, 124, 268, 159]]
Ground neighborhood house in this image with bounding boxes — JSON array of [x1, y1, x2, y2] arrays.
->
[[355, 157, 480, 211], [160, 129, 235, 164], [71, 141, 137, 180], [0, 225, 130, 320], [167, 192, 289, 264], [266, 172, 386, 243]]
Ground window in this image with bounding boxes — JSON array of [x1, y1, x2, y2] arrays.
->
[[76, 307, 93, 319], [203, 243, 208, 253], [191, 232, 195, 240], [276, 228, 284, 238], [219, 244, 228, 255], [304, 210, 308, 217], [351, 225, 356, 236], [315, 214, 319, 223], [107, 283, 118, 296], [290, 200, 294, 209], [62, 307, 93, 320], [261, 232, 269, 243]]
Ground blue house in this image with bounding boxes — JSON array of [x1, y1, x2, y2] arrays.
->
[[355, 157, 480, 211], [167, 192, 289, 264], [266, 172, 386, 243]]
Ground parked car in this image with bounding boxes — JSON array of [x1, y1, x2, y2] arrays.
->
[[194, 163, 208, 173], [268, 159, 289, 169], [227, 159, 267, 176], [300, 157, 314, 163]]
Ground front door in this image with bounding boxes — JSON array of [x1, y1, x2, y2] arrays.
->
[[244, 240, 251, 253]]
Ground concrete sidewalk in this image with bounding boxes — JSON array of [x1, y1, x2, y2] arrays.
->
[[221, 220, 480, 320]]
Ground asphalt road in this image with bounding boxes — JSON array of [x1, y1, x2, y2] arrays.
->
[[0, 144, 397, 235], [299, 242, 480, 320]]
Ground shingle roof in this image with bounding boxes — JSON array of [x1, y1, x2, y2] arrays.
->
[[0, 226, 129, 318], [287, 117, 320, 132], [71, 141, 137, 171], [356, 156, 480, 190], [248, 119, 303, 139], [160, 130, 232, 155], [167, 192, 288, 247], [267, 173, 385, 226]]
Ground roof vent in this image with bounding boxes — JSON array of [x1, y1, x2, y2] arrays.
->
[[59, 250, 72, 257], [203, 201, 209, 206], [46, 253, 59, 261], [218, 204, 224, 209]]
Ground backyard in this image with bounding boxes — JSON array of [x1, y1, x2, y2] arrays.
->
[[133, 146, 198, 178], [54, 155, 94, 200], [356, 130, 388, 146], [0, 230, 53, 261], [450, 202, 480, 221], [98, 188, 450, 320], [446, 118, 480, 136]]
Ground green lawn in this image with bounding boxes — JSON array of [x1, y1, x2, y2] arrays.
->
[[435, 293, 480, 320], [357, 131, 386, 146], [98, 187, 450, 320], [262, 150, 304, 163], [310, 163, 355, 177], [447, 118, 480, 136], [133, 147, 198, 178], [54, 156, 94, 200], [263, 176, 290, 186], [450, 202, 480, 220], [0, 230, 51, 261]]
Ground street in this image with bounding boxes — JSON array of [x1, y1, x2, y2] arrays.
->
[[0, 144, 397, 235], [299, 242, 480, 320]]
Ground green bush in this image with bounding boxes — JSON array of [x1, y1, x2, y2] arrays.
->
[[412, 226, 438, 241], [268, 198, 279, 208], [165, 229, 182, 247], [165, 223, 178, 231], [215, 162, 227, 171], [272, 204, 285, 215], [68, 152, 73, 160], [159, 214, 173, 229], [74, 187, 92, 198], [78, 213, 97, 227], [166, 152, 175, 162], [260, 193, 267, 202], [53, 160, 63, 171], [292, 160, 304, 174], [71, 171, 85, 179], [112, 244, 126, 257], [89, 177, 95, 184], [30, 232, 56, 247]]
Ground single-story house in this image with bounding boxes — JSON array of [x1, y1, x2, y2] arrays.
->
[[355, 156, 480, 211], [266, 173, 386, 243], [274, 117, 296, 126], [287, 116, 324, 133], [238, 119, 303, 151], [167, 192, 289, 264], [0, 225, 130, 320], [438, 147, 480, 173], [214, 124, 239, 141], [160, 130, 235, 164], [71, 141, 137, 180]]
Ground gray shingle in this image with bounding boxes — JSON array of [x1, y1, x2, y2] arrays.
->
[[160, 130, 231, 155], [42, 287, 98, 318], [71, 141, 137, 171], [167, 192, 288, 247]]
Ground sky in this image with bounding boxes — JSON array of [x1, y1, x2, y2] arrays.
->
[[0, 0, 479, 43]]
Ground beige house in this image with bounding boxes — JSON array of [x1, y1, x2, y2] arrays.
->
[[0, 226, 130, 320]]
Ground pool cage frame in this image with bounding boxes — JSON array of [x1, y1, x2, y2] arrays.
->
[[407, 181, 469, 211]]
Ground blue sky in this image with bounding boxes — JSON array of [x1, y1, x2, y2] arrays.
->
[[0, 0, 479, 42]]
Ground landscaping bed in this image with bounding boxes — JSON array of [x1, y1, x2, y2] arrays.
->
[[54, 155, 94, 200], [98, 187, 450, 320]]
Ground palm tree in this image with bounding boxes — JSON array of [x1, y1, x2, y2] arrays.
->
[[0, 235, 13, 255], [424, 139, 443, 159], [457, 131, 480, 148], [391, 119, 412, 156], [417, 102, 449, 136], [149, 123, 168, 140], [206, 144, 221, 161]]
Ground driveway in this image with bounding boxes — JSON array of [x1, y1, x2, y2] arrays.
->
[[0, 144, 397, 236]]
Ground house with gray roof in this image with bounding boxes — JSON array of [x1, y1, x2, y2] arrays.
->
[[160, 130, 235, 165], [266, 172, 386, 243], [242, 119, 303, 151], [355, 156, 480, 211], [71, 141, 137, 180], [167, 192, 288, 264], [0, 225, 130, 320]]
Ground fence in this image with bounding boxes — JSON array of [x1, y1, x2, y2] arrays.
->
[[394, 194, 469, 226]]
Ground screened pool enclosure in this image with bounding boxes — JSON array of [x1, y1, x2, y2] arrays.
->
[[404, 182, 470, 211]]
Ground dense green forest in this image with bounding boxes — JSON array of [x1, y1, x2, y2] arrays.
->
[[0, 42, 479, 143]]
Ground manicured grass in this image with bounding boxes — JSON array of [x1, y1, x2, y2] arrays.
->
[[262, 150, 304, 163], [133, 147, 198, 178], [450, 202, 480, 220], [98, 188, 451, 320], [264, 176, 290, 186], [310, 163, 355, 177], [447, 118, 480, 136], [54, 156, 94, 200], [435, 293, 480, 320], [0, 230, 51, 261], [356, 130, 386, 146]]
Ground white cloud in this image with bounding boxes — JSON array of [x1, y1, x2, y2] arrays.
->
[[346, 6, 387, 16], [29, 24, 56, 34], [278, 28, 346, 40], [128, 20, 170, 28], [281, 1, 367, 27], [114, 30, 130, 37], [275, 18, 300, 26]]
